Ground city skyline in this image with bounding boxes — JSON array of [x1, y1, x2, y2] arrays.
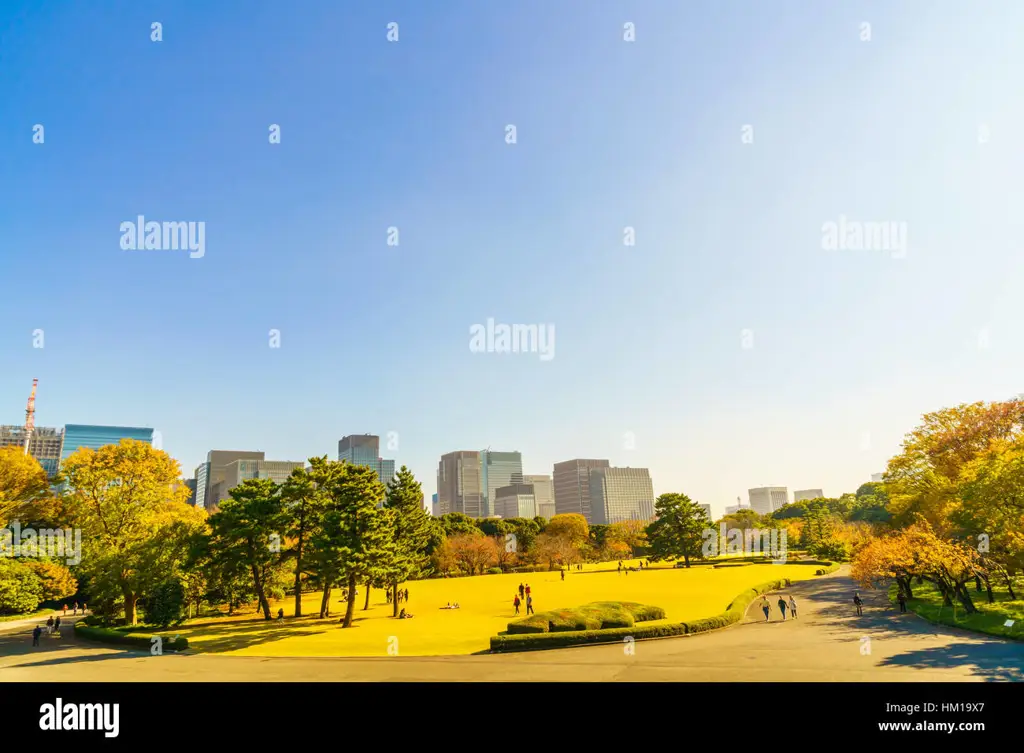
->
[[4, 2, 1020, 524]]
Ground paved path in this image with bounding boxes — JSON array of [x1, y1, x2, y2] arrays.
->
[[1, 569, 1020, 681]]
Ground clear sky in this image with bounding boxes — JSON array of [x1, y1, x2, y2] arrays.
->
[[2, 1, 1022, 516]]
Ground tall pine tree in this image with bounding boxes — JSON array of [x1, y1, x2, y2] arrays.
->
[[383, 466, 431, 617]]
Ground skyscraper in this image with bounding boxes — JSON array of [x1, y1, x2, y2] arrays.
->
[[60, 424, 154, 468], [338, 434, 396, 485], [748, 487, 789, 515], [793, 489, 824, 502], [553, 459, 610, 522], [494, 483, 537, 519], [431, 493, 438, 516], [588, 467, 655, 524], [480, 450, 523, 518], [523, 474, 555, 519], [195, 450, 265, 511], [0, 425, 63, 478], [437, 451, 484, 517]]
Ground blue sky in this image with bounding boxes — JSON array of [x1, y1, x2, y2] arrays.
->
[[2, 1, 1022, 515]]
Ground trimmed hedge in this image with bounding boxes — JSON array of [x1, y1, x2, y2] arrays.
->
[[814, 562, 841, 575], [491, 578, 792, 653], [712, 562, 752, 568], [506, 601, 665, 635], [73, 623, 189, 651]]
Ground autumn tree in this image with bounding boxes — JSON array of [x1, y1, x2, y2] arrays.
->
[[607, 519, 648, 557], [545, 514, 589, 551], [61, 439, 197, 625], [448, 532, 498, 575], [532, 532, 579, 570], [0, 446, 51, 526]]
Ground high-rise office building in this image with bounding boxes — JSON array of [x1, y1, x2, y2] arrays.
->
[[494, 483, 537, 519], [699, 503, 713, 520], [748, 487, 789, 515], [437, 451, 484, 518], [0, 425, 64, 478], [194, 450, 265, 511], [524, 474, 555, 519], [793, 489, 824, 503], [588, 467, 655, 525], [725, 496, 748, 515], [431, 493, 438, 516], [480, 450, 523, 518], [225, 459, 305, 487], [183, 478, 197, 506], [60, 424, 154, 468], [553, 459, 610, 522], [338, 434, 396, 485]]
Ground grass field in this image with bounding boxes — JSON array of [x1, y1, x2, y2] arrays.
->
[[893, 580, 1024, 642], [172, 560, 820, 657]]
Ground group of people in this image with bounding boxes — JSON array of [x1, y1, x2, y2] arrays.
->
[[31, 614, 63, 646], [60, 602, 86, 616], [440, 602, 460, 609], [387, 588, 410, 605], [513, 582, 534, 615], [760, 595, 798, 621], [617, 560, 650, 574]]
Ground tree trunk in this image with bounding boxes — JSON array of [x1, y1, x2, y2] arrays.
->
[[293, 527, 304, 617], [955, 582, 978, 614], [363, 581, 371, 611], [319, 581, 333, 619], [251, 563, 271, 619], [974, 576, 983, 592], [122, 585, 137, 626], [1004, 572, 1016, 600], [343, 573, 357, 628], [683, 554, 690, 568], [392, 583, 399, 618]]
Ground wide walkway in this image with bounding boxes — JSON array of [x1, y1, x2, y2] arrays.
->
[[1, 570, 1020, 681]]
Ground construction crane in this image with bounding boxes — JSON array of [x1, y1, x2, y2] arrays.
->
[[24, 378, 38, 454]]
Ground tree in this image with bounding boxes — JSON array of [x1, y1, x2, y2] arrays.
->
[[645, 493, 710, 567], [25, 560, 77, 602], [148, 578, 187, 627], [545, 514, 589, 550], [313, 461, 394, 628], [281, 465, 318, 618], [503, 517, 540, 556], [61, 439, 196, 625], [430, 537, 456, 577], [383, 466, 432, 616], [719, 508, 765, 531], [0, 446, 51, 527], [532, 532, 578, 570], [0, 558, 43, 615], [607, 519, 648, 556], [437, 512, 479, 538], [448, 533, 498, 575], [206, 478, 288, 620]]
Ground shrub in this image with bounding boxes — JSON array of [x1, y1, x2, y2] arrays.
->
[[74, 623, 189, 651], [487, 567, 503, 575], [506, 601, 662, 634], [814, 562, 840, 575]]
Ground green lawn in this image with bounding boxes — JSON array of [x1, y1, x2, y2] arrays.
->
[[893, 580, 1024, 641], [170, 561, 821, 657]]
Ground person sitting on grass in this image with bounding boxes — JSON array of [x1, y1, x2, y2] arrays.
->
[[277, 608, 284, 620], [399, 608, 413, 619]]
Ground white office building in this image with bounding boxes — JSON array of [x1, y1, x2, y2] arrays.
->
[[748, 487, 789, 515]]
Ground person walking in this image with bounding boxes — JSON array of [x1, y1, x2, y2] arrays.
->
[[854, 592, 863, 616], [524, 583, 531, 598], [897, 591, 907, 613], [513, 594, 521, 615], [32, 625, 42, 646], [526, 594, 534, 615], [518, 583, 525, 599], [54, 615, 61, 635], [760, 596, 771, 622], [404, 588, 409, 602], [777, 596, 788, 621], [73, 602, 79, 616], [62, 604, 68, 617], [83, 602, 88, 614], [560, 569, 565, 581], [46, 615, 54, 635], [788, 596, 797, 619]]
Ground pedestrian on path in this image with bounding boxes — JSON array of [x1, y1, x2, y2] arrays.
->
[[32, 625, 42, 646], [73, 602, 79, 616], [526, 594, 534, 615], [560, 569, 565, 581], [62, 604, 67, 617], [54, 616, 61, 635], [897, 591, 907, 613], [788, 596, 797, 619], [513, 595, 521, 615], [761, 596, 771, 622], [46, 615, 54, 635], [854, 592, 863, 616], [777, 596, 788, 620]]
